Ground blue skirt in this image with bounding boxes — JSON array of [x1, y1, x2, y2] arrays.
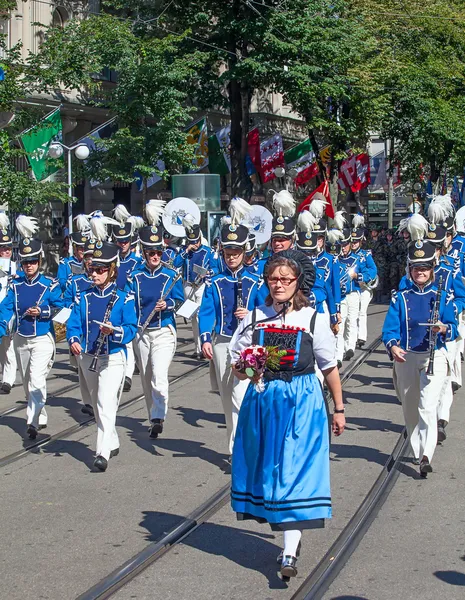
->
[[231, 373, 331, 529]]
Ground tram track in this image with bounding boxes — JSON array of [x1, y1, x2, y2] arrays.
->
[[76, 335, 388, 600], [0, 359, 207, 470]]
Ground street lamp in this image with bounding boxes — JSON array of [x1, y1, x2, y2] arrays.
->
[[48, 142, 90, 255]]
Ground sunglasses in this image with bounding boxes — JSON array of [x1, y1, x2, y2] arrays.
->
[[23, 260, 39, 265], [90, 267, 109, 275], [146, 250, 163, 257]]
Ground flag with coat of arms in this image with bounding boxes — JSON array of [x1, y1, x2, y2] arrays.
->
[[259, 134, 284, 183]]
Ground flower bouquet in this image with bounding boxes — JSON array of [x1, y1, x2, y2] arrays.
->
[[234, 345, 287, 392]]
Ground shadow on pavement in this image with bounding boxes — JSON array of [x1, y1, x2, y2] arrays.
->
[[172, 405, 225, 428], [346, 416, 404, 434], [43, 439, 95, 469], [434, 570, 465, 586]]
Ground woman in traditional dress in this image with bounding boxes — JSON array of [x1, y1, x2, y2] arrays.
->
[[229, 250, 345, 581]]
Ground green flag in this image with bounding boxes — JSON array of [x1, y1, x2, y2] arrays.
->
[[208, 125, 231, 176], [20, 109, 63, 181]]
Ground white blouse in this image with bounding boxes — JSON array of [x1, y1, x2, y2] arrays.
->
[[229, 305, 337, 372]]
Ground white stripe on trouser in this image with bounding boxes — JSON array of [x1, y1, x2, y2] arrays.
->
[[357, 288, 372, 342], [79, 351, 126, 461], [1, 334, 17, 386], [14, 333, 55, 428], [437, 340, 457, 423], [212, 335, 249, 454], [125, 341, 135, 380], [134, 326, 176, 421], [393, 350, 448, 462], [336, 292, 359, 361], [183, 283, 205, 354]]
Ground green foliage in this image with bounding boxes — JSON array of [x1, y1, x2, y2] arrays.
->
[[265, 346, 287, 371]]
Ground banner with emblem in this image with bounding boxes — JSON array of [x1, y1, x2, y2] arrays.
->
[[208, 125, 231, 175], [19, 108, 63, 181], [260, 134, 285, 183], [284, 141, 330, 187], [186, 117, 209, 173]]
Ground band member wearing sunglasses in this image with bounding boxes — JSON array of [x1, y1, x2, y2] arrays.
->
[[0, 216, 64, 439], [57, 227, 88, 293], [125, 201, 184, 439], [199, 220, 267, 455], [67, 240, 137, 472]]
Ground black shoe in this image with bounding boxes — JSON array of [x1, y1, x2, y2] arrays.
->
[[412, 457, 420, 466], [149, 419, 164, 439], [93, 456, 108, 472], [337, 360, 342, 370], [38, 424, 47, 430], [27, 424, 37, 439], [123, 377, 132, 392], [437, 420, 447, 443], [343, 349, 354, 361], [280, 555, 298, 580], [0, 382, 11, 394], [420, 457, 433, 477], [452, 382, 460, 394], [110, 448, 120, 459], [461, 353, 464, 362], [81, 404, 94, 416], [356, 340, 366, 349], [196, 353, 207, 361], [277, 541, 301, 564]]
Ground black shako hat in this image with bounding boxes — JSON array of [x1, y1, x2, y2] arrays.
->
[[220, 223, 249, 249], [264, 249, 316, 295], [0, 228, 13, 246], [19, 238, 42, 261], [245, 232, 257, 255], [271, 215, 295, 239], [70, 231, 89, 246], [296, 231, 318, 252], [139, 225, 164, 249], [407, 239, 436, 266], [426, 222, 447, 244], [83, 238, 96, 256], [91, 241, 119, 266], [112, 222, 133, 242]]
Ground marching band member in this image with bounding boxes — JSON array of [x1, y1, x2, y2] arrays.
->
[[0, 213, 17, 394], [199, 199, 267, 455], [67, 233, 137, 472], [242, 232, 261, 275], [336, 225, 368, 365], [125, 200, 184, 439], [0, 216, 63, 438], [229, 250, 344, 579], [256, 190, 296, 276], [173, 212, 214, 359], [57, 221, 89, 292], [382, 215, 458, 476], [351, 214, 378, 349], [111, 205, 144, 392]]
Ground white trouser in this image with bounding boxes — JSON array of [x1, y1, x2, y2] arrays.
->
[[357, 288, 373, 342], [336, 292, 359, 361], [125, 341, 135, 380], [437, 340, 457, 423], [77, 359, 92, 408], [14, 333, 55, 428], [79, 351, 126, 461], [183, 282, 205, 354], [394, 350, 448, 462], [0, 334, 17, 386], [134, 326, 176, 421], [212, 335, 249, 454]]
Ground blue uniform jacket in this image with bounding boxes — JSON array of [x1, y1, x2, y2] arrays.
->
[[382, 282, 458, 358], [124, 264, 184, 330], [67, 283, 137, 355], [199, 267, 267, 344], [116, 252, 143, 290], [243, 255, 261, 276], [162, 247, 178, 266], [316, 250, 342, 312], [173, 245, 214, 283], [337, 252, 369, 297], [351, 248, 378, 284], [57, 257, 84, 292], [0, 273, 63, 338], [63, 273, 93, 308], [309, 265, 338, 324]]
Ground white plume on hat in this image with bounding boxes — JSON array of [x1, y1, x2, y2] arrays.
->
[[428, 194, 453, 224], [352, 214, 365, 229], [0, 211, 10, 231], [89, 211, 120, 242], [74, 214, 91, 237], [272, 190, 296, 218], [400, 213, 428, 241], [16, 215, 39, 239], [297, 210, 317, 233], [229, 197, 252, 226], [327, 228, 344, 245], [145, 199, 166, 227], [113, 204, 131, 225], [182, 213, 197, 234], [127, 215, 145, 231], [308, 195, 327, 220], [220, 215, 232, 227], [329, 210, 347, 231]]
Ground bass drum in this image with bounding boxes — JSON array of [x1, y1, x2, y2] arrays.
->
[[455, 206, 465, 234]]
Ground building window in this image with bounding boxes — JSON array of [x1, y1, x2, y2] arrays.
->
[[0, 19, 9, 57], [52, 7, 69, 28]]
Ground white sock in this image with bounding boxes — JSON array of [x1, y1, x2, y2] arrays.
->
[[283, 529, 302, 558]]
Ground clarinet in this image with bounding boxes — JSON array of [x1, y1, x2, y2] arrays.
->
[[426, 276, 443, 376], [89, 287, 119, 372], [237, 272, 243, 309], [140, 273, 182, 334]]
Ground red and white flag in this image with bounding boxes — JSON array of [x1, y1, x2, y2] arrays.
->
[[260, 134, 285, 183], [351, 153, 371, 192], [338, 154, 357, 190], [297, 180, 335, 219]]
